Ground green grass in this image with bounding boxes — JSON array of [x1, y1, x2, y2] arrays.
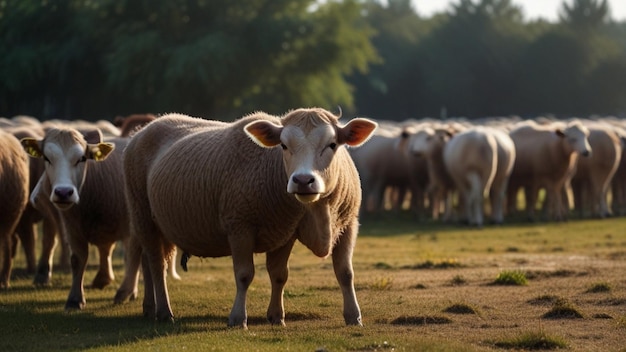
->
[[1, 216, 626, 351]]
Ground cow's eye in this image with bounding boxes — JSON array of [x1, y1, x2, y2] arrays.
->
[[329, 142, 337, 150], [75, 155, 87, 165], [43, 155, 51, 164], [280, 143, 288, 150]]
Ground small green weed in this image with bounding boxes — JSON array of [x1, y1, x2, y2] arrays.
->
[[493, 270, 528, 286]]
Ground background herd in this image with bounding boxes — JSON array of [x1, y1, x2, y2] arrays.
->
[[0, 111, 625, 321]]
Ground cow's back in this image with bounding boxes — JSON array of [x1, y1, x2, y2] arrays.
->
[[146, 114, 305, 257], [0, 130, 29, 226]]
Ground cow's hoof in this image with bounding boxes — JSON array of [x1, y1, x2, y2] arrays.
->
[[65, 300, 86, 311]]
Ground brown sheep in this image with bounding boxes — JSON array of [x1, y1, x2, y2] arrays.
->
[[120, 108, 376, 328], [0, 129, 30, 288], [507, 120, 592, 221], [21, 128, 132, 309]]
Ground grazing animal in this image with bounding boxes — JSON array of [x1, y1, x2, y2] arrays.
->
[[443, 127, 498, 227], [349, 124, 422, 218], [120, 108, 376, 328], [570, 122, 622, 218], [21, 128, 131, 309], [484, 127, 516, 224], [507, 120, 592, 221], [6, 125, 69, 285], [119, 114, 157, 137], [0, 129, 30, 288], [402, 125, 457, 221]]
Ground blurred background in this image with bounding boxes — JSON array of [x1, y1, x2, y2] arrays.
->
[[1, 0, 625, 121]]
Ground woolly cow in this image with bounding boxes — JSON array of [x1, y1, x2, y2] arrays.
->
[[507, 120, 592, 221], [0, 129, 30, 288], [443, 127, 498, 227], [21, 128, 134, 309], [120, 108, 376, 328]]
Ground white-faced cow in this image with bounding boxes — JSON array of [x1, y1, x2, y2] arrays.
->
[[120, 108, 376, 328]]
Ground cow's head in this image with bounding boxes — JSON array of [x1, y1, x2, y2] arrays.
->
[[21, 128, 114, 210], [556, 121, 592, 157], [406, 127, 452, 157], [245, 108, 377, 204]]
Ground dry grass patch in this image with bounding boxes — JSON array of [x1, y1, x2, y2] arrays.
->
[[527, 294, 567, 306], [442, 303, 480, 315], [542, 301, 585, 319], [402, 258, 463, 269], [491, 330, 568, 350], [584, 282, 612, 293], [390, 315, 453, 325]]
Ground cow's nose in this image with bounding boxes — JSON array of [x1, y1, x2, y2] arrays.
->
[[54, 187, 74, 200], [291, 174, 315, 186]]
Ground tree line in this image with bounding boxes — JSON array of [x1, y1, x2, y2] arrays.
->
[[1, 0, 625, 121]]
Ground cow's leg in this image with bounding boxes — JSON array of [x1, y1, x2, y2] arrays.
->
[[141, 251, 156, 319], [168, 247, 181, 280], [525, 184, 539, 221], [15, 219, 37, 274], [490, 179, 507, 224], [144, 239, 174, 322], [332, 220, 362, 326], [35, 217, 58, 285], [114, 236, 141, 303], [229, 234, 255, 328], [91, 242, 115, 289], [0, 226, 16, 289], [66, 237, 88, 310], [265, 237, 296, 326]]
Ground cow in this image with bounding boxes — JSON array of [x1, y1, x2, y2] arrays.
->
[[5, 125, 69, 285], [401, 124, 458, 221], [443, 127, 498, 227], [570, 121, 622, 218], [21, 128, 133, 309], [119, 108, 376, 328], [507, 120, 592, 221], [349, 122, 423, 218], [0, 129, 30, 288], [484, 127, 516, 224]]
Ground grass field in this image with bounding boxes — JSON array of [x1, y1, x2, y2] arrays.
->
[[1, 215, 625, 351]]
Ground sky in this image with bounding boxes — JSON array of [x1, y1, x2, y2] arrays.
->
[[411, 0, 626, 22]]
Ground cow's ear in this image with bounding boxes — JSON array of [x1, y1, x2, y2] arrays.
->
[[88, 142, 115, 161], [337, 118, 378, 147], [555, 129, 565, 138], [245, 120, 283, 148], [21, 138, 44, 158], [81, 129, 104, 144]]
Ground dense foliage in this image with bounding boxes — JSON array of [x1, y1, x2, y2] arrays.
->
[[1, 0, 625, 120]]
